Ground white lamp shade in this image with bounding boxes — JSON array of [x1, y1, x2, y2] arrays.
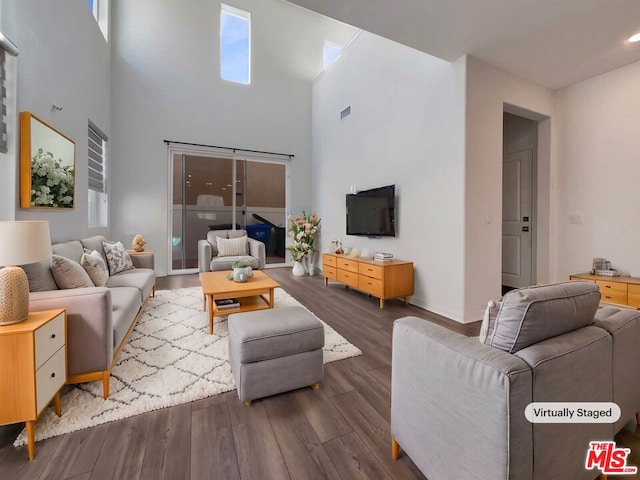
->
[[0, 221, 52, 266]]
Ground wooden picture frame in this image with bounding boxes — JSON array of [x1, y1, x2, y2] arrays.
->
[[20, 112, 76, 209]]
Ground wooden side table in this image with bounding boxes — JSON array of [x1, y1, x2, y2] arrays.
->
[[126, 250, 155, 272], [0, 309, 67, 460], [127, 249, 154, 256]]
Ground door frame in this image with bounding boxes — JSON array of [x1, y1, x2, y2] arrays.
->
[[166, 144, 291, 275], [501, 109, 546, 291]]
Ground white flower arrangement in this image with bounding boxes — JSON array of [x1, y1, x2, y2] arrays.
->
[[287, 212, 321, 262], [30, 147, 74, 207]]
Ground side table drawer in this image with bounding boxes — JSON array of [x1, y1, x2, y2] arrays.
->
[[36, 347, 65, 414], [337, 269, 359, 288], [35, 312, 65, 369]]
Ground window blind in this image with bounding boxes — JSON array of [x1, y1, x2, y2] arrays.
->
[[0, 49, 7, 154], [88, 122, 107, 193]]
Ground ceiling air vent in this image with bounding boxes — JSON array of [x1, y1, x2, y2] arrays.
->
[[340, 105, 351, 120]]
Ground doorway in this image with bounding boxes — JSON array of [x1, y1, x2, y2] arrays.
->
[[502, 113, 538, 292], [170, 149, 288, 273]]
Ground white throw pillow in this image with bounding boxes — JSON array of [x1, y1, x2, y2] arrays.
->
[[81, 249, 109, 286], [216, 235, 248, 257], [479, 299, 502, 344], [102, 241, 135, 275], [50, 254, 95, 289]]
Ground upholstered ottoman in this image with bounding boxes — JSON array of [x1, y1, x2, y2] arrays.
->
[[228, 306, 325, 405]]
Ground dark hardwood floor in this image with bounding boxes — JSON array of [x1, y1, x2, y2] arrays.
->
[[1, 268, 638, 479]]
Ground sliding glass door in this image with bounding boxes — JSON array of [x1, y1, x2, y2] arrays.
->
[[170, 150, 287, 273]]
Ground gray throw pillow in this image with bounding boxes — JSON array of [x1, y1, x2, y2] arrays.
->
[[21, 260, 59, 292], [81, 249, 109, 286], [102, 241, 135, 275], [484, 281, 600, 353], [51, 254, 95, 289]]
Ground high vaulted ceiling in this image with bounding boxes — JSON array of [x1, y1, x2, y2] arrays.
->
[[287, 0, 640, 89]]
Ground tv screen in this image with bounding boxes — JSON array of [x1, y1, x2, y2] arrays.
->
[[346, 185, 396, 237]]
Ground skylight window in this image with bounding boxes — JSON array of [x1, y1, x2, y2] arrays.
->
[[323, 43, 341, 70], [88, 0, 98, 21], [87, 0, 108, 41], [220, 4, 251, 85]]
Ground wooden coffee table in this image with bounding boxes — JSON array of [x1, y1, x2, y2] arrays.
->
[[199, 270, 280, 334]]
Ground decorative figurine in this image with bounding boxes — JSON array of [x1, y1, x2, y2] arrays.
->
[[132, 234, 146, 252], [331, 239, 344, 254]]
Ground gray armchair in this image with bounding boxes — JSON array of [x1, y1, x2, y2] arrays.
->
[[391, 281, 640, 480], [198, 229, 266, 272]]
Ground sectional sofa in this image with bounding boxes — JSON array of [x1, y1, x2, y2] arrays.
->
[[22, 235, 155, 398]]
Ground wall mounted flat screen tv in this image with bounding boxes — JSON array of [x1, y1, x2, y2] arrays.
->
[[346, 184, 396, 237]]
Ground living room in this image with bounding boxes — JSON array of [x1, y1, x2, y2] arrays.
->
[[3, 1, 640, 324], [2, 0, 640, 478]]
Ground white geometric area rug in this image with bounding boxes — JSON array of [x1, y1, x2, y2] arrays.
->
[[14, 286, 361, 446]]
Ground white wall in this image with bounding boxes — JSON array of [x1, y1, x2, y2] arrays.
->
[[554, 60, 640, 278], [1, 0, 111, 241], [110, 0, 357, 274], [312, 31, 467, 320], [464, 57, 554, 321]]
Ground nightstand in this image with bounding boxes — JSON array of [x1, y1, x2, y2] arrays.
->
[[0, 309, 67, 460]]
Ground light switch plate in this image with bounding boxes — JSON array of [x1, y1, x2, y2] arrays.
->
[[569, 213, 583, 224]]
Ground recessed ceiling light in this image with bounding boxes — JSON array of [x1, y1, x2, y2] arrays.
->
[[628, 32, 640, 43]]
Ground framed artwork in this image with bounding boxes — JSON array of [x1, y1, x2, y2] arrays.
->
[[20, 111, 76, 209]]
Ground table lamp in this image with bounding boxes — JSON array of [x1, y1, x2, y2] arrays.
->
[[0, 221, 52, 325]]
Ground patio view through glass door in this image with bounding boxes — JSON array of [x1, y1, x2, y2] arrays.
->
[[171, 151, 287, 272]]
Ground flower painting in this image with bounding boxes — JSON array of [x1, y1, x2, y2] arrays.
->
[[20, 112, 76, 209]]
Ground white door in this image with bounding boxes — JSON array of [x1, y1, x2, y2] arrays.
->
[[502, 150, 533, 288]]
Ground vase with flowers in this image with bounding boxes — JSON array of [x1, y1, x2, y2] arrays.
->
[[287, 212, 321, 276]]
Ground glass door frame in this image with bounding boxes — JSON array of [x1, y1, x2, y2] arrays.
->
[[167, 145, 290, 275]]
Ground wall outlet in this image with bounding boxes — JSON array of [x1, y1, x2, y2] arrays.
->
[[569, 213, 583, 224]]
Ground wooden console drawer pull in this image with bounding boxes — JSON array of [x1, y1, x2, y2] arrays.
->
[[605, 285, 611, 288]]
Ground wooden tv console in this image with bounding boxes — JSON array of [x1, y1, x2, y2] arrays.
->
[[322, 253, 414, 308], [570, 273, 640, 308]]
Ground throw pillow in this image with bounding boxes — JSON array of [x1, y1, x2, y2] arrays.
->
[[50, 254, 95, 289], [102, 241, 135, 275], [216, 235, 249, 257], [81, 249, 109, 286], [484, 281, 600, 353], [478, 299, 502, 344], [21, 260, 59, 292]]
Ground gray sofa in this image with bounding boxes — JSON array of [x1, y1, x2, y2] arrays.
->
[[23, 235, 155, 399], [391, 281, 640, 480], [198, 229, 266, 272]]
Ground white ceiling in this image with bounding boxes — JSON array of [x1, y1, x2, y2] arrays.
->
[[286, 0, 640, 90]]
